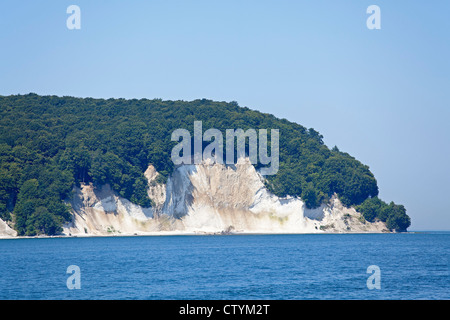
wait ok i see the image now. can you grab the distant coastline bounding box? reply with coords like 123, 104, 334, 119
2, 230, 426, 240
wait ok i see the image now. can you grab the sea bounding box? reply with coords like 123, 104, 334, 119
0, 233, 448, 300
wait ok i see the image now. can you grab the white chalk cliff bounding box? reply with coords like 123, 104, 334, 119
62, 158, 389, 236
0, 218, 17, 238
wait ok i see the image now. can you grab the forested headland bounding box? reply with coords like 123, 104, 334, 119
0, 94, 410, 235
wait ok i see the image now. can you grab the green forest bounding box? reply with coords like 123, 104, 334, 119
0, 94, 410, 235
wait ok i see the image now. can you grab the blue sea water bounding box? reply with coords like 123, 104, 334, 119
0, 233, 448, 300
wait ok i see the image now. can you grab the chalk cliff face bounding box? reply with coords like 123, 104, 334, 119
0, 218, 17, 238
62, 158, 389, 236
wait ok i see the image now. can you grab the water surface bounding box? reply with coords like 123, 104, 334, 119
0, 233, 448, 299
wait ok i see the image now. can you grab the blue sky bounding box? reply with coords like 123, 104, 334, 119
1, 1, 449, 230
